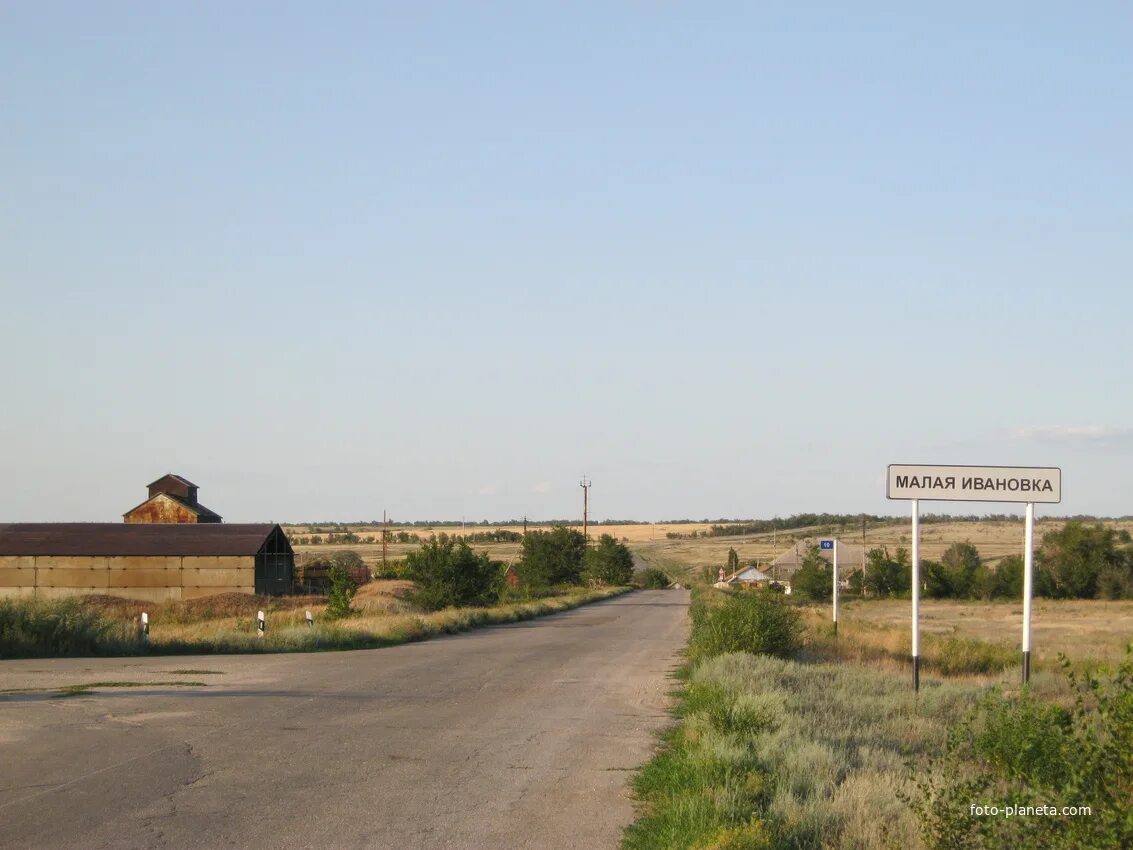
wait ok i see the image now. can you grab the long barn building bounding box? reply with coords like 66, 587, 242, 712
0, 523, 294, 601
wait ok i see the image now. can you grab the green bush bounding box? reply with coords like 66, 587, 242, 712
325, 564, 358, 619
405, 538, 503, 610
516, 526, 586, 587
0, 598, 135, 657
638, 568, 671, 589
583, 534, 634, 585
912, 647, 1133, 849
689, 591, 802, 661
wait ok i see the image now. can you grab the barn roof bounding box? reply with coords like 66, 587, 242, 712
122, 493, 223, 521
147, 473, 198, 489
0, 524, 281, 557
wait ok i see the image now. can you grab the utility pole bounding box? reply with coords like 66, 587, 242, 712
579, 476, 591, 543
523, 515, 527, 537
382, 509, 388, 568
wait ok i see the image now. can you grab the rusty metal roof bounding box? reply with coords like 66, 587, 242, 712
0, 524, 281, 557
121, 493, 223, 522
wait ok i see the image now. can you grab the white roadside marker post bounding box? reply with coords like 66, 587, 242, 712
1022, 502, 1035, 684
257, 610, 265, 638
911, 499, 920, 693
305, 610, 314, 628
140, 611, 149, 645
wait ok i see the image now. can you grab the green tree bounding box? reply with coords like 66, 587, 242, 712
583, 534, 634, 586
405, 538, 503, 610
791, 545, 831, 601
862, 546, 910, 598
972, 555, 1024, 600
325, 563, 358, 619
1037, 522, 1125, 599
939, 541, 981, 597
726, 548, 740, 573
517, 526, 586, 587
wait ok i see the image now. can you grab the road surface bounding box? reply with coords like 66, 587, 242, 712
0, 589, 689, 849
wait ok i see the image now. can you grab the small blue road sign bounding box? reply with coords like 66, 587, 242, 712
820, 540, 834, 550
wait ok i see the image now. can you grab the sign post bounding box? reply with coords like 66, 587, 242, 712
820, 539, 837, 635
887, 464, 1060, 690
1022, 502, 1035, 683
911, 500, 920, 692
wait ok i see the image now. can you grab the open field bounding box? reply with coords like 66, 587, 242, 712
834, 597, 1133, 667
629, 517, 1133, 573
292, 517, 1133, 576
285, 521, 726, 568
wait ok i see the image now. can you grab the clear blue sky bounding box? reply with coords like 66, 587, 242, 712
2, 2, 1130, 522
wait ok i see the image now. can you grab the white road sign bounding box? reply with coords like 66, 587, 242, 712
886, 464, 1061, 504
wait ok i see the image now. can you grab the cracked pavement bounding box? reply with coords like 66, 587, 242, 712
0, 590, 689, 849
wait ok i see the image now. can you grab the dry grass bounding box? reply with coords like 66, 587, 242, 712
834, 597, 1133, 668
142, 585, 628, 653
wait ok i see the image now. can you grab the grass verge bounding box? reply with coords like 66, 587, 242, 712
623, 586, 1130, 850
1, 586, 630, 658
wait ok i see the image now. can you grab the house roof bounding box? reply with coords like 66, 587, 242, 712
730, 566, 772, 582
0, 524, 281, 557
147, 473, 198, 489
122, 492, 222, 522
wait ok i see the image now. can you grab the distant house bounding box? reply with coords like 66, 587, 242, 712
768, 538, 865, 583
124, 474, 222, 524
728, 566, 773, 587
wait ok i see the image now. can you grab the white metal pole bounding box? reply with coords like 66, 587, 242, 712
1022, 502, 1034, 684
832, 540, 839, 636
911, 499, 920, 692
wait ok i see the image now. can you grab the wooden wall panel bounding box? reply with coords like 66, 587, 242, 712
37, 568, 110, 589
182, 586, 254, 599
181, 568, 252, 587
0, 567, 36, 587
107, 569, 184, 588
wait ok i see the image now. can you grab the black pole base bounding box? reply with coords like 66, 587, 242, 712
833, 620, 838, 638
913, 655, 920, 693
1022, 651, 1031, 685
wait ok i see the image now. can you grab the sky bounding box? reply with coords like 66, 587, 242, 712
1, 2, 1131, 523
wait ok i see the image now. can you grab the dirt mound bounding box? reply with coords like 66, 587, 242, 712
355, 579, 415, 600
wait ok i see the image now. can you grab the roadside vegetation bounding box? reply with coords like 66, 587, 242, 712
0, 584, 629, 658
624, 580, 1133, 850
2, 527, 638, 659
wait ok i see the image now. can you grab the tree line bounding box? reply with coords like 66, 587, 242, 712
405, 527, 638, 611
789, 522, 1133, 601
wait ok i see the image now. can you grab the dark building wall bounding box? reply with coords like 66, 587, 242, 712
148, 475, 196, 503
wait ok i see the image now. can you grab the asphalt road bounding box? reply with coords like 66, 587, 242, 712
0, 589, 689, 850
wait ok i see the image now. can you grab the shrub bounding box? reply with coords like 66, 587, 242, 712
912, 647, 1133, 849
582, 534, 635, 585
516, 526, 586, 587
325, 564, 358, 619
689, 591, 802, 661
405, 538, 503, 611
639, 568, 671, 589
